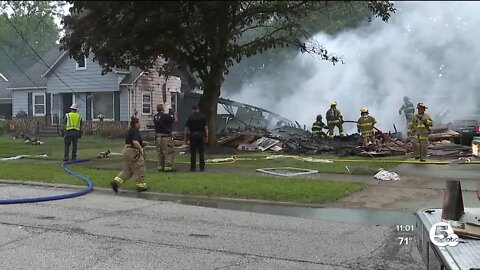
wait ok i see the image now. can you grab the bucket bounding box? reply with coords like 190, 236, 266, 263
472, 137, 480, 157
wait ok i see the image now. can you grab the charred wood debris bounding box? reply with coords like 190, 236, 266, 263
172, 117, 470, 158
173, 93, 471, 158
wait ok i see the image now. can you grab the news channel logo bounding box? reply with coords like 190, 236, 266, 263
429, 222, 460, 247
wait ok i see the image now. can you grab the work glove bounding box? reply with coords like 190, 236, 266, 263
398, 110, 402, 115
79, 131, 83, 139
61, 130, 65, 137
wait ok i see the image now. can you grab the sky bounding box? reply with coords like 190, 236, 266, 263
225, 1, 480, 133
55, 2, 71, 26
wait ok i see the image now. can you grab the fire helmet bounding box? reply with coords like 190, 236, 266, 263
417, 102, 428, 109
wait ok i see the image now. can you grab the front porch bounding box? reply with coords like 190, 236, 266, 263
10, 115, 129, 137
50, 91, 122, 123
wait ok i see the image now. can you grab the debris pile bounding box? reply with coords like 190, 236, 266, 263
428, 124, 460, 142
12, 133, 44, 145
176, 91, 471, 158
428, 140, 472, 158
374, 169, 400, 181
216, 128, 414, 157
97, 150, 111, 159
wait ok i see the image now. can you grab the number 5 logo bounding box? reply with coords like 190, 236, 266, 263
429, 222, 460, 247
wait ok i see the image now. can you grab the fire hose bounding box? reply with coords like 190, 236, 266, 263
0, 159, 94, 205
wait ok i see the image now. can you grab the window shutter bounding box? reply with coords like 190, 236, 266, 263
27, 92, 32, 116
46, 93, 51, 116
162, 84, 167, 103
114, 92, 120, 121
86, 92, 92, 121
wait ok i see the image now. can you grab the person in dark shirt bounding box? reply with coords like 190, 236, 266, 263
153, 104, 178, 172
111, 117, 148, 193
184, 105, 208, 171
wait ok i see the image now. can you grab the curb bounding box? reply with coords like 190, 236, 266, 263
0, 179, 330, 208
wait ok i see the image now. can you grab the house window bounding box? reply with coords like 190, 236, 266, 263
92, 92, 114, 120
162, 84, 167, 103
33, 93, 46, 116
170, 92, 177, 113
142, 92, 152, 115
76, 56, 87, 70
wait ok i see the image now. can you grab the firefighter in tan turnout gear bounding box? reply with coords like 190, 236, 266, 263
312, 115, 328, 139
357, 107, 377, 146
408, 103, 433, 162
110, 117, 148, 193
326, 101, 344, 138
399, 96, 415, 127
153, 104, 178, 172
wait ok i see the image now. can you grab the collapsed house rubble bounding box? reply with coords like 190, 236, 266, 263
172, 92, 471, 157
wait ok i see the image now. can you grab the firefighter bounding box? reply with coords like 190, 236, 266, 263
153, 104, 178, 172
326, 101, 344, 138
399, 96, 415, 127
357, 107, 377, 146
408, 103, 433, 162
62, 103, 83, 162
110, 117, 148, 193
312, 115, 328, 139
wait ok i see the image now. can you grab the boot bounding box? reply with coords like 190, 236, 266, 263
111, 176, 123, 193
136, 182, 148, 192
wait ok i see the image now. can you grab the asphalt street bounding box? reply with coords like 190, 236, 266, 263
0, 184, 424, 270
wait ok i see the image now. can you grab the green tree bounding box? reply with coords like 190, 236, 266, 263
0, 1, 63, 77
61, 1, 395, 146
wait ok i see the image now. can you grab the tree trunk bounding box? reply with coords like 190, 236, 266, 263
199, 70, 224, 147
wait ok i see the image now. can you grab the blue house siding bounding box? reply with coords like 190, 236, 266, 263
46, 55, 120, 94
119, 86, 130, 121
76, 92, 88, 120
12, 89, 45, 117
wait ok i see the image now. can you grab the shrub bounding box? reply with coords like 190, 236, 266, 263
97, 126, 126, 139
140, 130, 156, 141
16, 110, 27, 118
0, 120, 7, 134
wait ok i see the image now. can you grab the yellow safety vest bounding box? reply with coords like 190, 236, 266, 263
65, 112, 81, 131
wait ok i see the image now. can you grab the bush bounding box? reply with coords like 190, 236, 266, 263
140, 130, 156, 141
0, 120, 7, 134
97, 126, 126, 139
16, 110, 27, 118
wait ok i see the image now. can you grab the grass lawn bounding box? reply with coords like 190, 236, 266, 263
0, 162, 364, 203
0, 134, 405, 175
172, 153, 405, 175
0, 135, 125, 160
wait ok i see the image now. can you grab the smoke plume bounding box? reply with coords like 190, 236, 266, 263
224, 1, 480, 133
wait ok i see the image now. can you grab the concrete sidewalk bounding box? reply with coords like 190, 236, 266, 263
0, 185, 424, 270
332, 163, 480, 211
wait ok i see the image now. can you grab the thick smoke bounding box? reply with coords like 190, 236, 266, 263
224, 1, 480, 133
